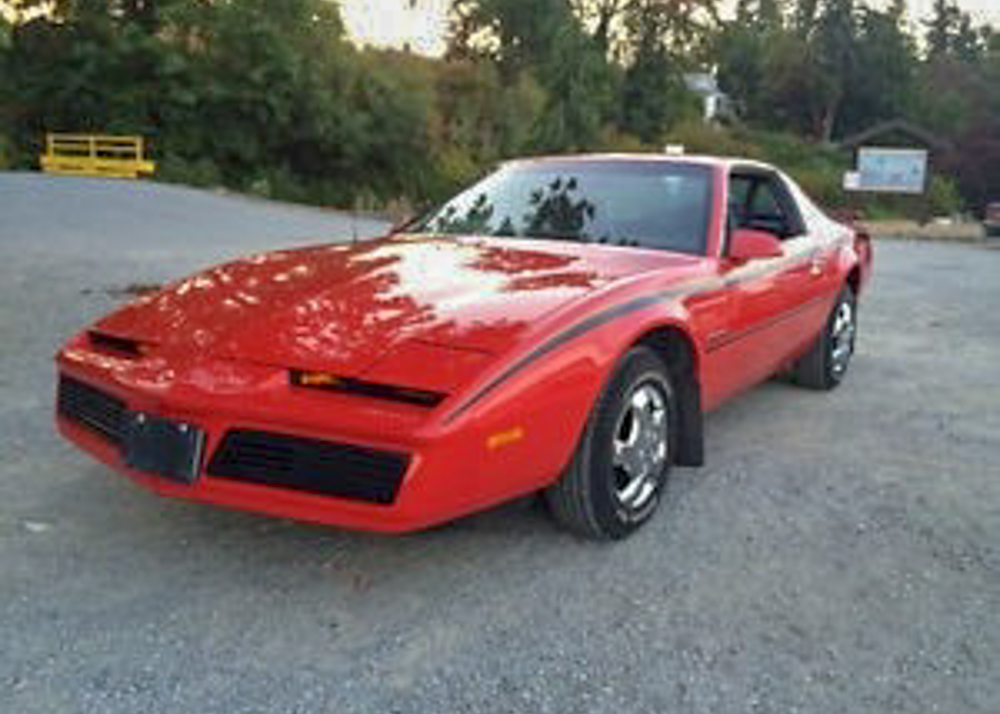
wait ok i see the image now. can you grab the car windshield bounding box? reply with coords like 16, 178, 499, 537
410, 160, 713, 255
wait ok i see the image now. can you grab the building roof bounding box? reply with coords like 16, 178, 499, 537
838, 119, 950, 152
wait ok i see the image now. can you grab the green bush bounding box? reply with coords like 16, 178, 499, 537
434, 145, 482, 197
664, 121, 763, 159
789, 164, 848, 209
157, 155, 223, 189
595, 127, 650, 153
845, 174, 964, 222
926, 174, 964, 216
742, 130, 846, 170
0, 132, 12, 170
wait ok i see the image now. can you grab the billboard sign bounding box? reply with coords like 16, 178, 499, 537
854, 147, 928, 194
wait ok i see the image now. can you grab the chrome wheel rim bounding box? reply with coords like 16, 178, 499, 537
830, 300, 855, 377
612, 380, 668, 511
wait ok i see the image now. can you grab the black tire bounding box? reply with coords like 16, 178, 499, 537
545, 346, 676, 540
792, 285, 857, 390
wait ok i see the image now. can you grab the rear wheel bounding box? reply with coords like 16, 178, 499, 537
545, 347, 675, 540
792, 285, 857, 390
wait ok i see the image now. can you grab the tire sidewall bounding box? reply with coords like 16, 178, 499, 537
585, 348, 676, 539
825, 287, 857, 387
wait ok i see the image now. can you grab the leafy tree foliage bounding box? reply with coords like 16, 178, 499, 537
718, 0, 917, 141
0, 0, 995, 214
918, 1, 1000, 215
447, 0, 617, 151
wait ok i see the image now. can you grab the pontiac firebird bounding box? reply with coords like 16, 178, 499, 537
55, 155, 872, 539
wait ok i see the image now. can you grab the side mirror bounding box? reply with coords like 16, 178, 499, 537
729, 228, 783, 261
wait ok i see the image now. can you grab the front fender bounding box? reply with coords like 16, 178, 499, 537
414, 295, 701, 514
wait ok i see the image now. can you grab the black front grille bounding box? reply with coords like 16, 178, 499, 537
57, 376, 128, 445
207, 430, 410, 505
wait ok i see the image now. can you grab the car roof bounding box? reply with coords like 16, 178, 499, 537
503, 152, 777, 173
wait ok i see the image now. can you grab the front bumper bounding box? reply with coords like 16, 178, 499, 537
54, 345, 500, 533
55, 317, 601, 533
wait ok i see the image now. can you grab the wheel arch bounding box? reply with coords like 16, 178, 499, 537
846, 264, 862, 296
630, 324, 704, 467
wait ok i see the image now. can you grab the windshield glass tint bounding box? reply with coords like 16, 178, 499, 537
411, 161, 713, 255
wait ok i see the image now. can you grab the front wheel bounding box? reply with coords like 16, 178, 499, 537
792, 285, 857, 390
545, 346, 676, 540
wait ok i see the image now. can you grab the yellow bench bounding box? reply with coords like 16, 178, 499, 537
40, 133, 156, 179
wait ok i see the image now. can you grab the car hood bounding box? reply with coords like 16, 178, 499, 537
92, 235, 699, 378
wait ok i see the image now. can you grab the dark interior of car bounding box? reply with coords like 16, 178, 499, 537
728, 172, 804, 240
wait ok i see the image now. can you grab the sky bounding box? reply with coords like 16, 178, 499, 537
340, 0, 1000, 56
340, 0, 452, 56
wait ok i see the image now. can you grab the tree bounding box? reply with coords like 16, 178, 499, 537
793, 0, 819, 34
446, 0, 617, 152
917, 2, 1000, 215
615, 0, 717, 142
575, 0, 626, 55
446, 0, 575, 81
3, 0, 995, 216
811, 0, 857, 141
530, 25, 618, 151
839, 0, 916, 135
716, 0, 783, 124
431, 59, 544, 188
621, 0, 719, 62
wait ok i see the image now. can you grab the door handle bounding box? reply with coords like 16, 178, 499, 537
809, 254, 826, 276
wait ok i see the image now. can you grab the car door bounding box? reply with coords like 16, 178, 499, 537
713, 169, 832, 394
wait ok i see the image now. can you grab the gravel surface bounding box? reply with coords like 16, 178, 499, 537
1, 173, 998, 713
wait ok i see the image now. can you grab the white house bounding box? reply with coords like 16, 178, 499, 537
683, 72, 733, 123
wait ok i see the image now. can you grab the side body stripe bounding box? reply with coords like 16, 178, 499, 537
441, 279, 719, 424
442, 251, 839, 425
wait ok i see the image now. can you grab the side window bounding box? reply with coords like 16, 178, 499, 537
749, 182, 782, 217
728, 169, 805, 244
727, 174, 753, 233
747, 176, 803, 239
728, 176, 752, 213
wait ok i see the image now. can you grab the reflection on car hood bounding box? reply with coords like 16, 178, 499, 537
92, 234, 699, 375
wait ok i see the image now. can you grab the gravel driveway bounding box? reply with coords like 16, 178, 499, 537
1, 173, 997, 713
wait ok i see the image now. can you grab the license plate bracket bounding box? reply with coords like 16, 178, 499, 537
123, 413, 205, 484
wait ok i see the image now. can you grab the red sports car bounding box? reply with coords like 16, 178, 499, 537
56, 155, 872, 539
